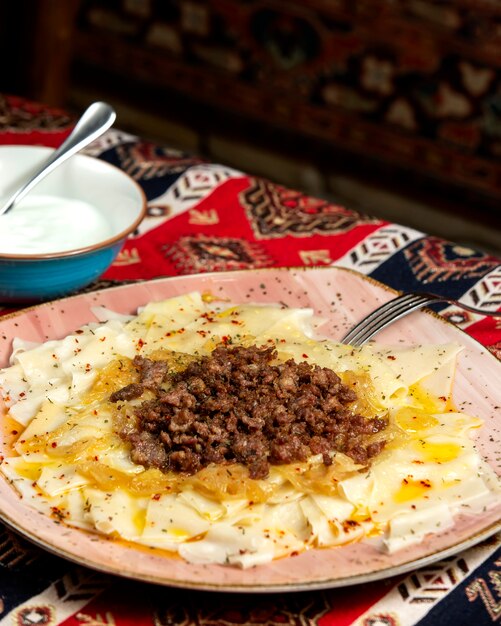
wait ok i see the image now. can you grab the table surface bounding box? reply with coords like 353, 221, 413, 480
0, 93, 500, 626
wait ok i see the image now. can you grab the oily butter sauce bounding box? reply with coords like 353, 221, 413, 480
0, 194, 112, 254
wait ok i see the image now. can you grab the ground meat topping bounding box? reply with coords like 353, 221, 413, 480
109, 383, 144, 403
133, 355, 169, 389
114, 345, 387, 479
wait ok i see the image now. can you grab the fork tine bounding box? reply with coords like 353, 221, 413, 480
341, 293, 432, 346
340, 293, 420, 345
347, 295, 433, 346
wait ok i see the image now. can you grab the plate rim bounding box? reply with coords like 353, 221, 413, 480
0, 266, 499, 592
0, 507, 497, 593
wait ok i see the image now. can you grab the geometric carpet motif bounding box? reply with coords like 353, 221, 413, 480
135, 165, 242, 236
164, 234, 273, 274
460, 266, 501, 309
241, 178, 376, 239
434, 266, 501, 329
335, 225, 423, 273
396, 556, 470, 604
154, 588, 333, 625
351, 538, 501, 626
404, 238, 500, 283
2, 568, 107, 626
113, 142, 204, 181
465, 556, 501, 621
168, 165, 241, 207
81, 129, 139, 158
0, 94, 71, 131
0, 527, 40, 571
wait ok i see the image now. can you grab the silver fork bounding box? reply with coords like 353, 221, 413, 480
341, 291, 501, 346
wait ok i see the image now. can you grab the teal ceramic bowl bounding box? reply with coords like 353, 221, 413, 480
0, 146, 147, 303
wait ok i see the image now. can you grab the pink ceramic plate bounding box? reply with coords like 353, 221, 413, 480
0, 267, 499, 592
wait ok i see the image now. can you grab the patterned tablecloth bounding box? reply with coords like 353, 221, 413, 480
0, 94, 500, 626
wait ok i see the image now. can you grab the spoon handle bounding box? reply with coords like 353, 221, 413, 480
0, 102, 116, 217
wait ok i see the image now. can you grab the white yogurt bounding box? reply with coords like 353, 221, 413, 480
0, 195, 113, 254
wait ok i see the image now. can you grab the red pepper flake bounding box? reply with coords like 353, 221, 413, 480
99, 336, 106, 342
19, 392, 25, 398
51, 506, 65, 520
342, 519, 360, 532
85, 363, 91, 372
94, 455, 99, 461
51, 442, 58, 448
93, 410, 98, 416
439, 396, 447, 402
152, 494, 161, 501
420, 479, 432, 488
137, 338, 145, 349
197, 330, 208, 337
11, 430, 18, 435
302, 353, 309, 359
75, 329, 84, 334
387, 355, 396, 360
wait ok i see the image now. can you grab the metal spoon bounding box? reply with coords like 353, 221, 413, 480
0, 101, 116, 218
